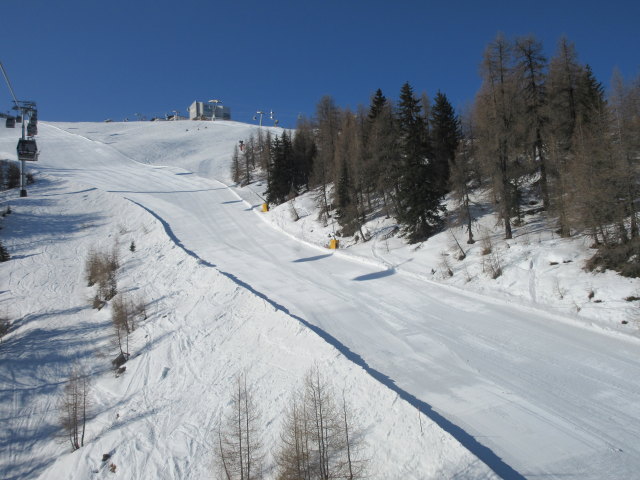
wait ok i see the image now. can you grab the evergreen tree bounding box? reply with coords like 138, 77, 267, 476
230, 145, 242, 184
291, 117, 317, 192
366, 97, 399, 218
368, 89, 387, 121
576, 64, 606, 125
266, 132, 294, 205
395, 82, 444, 242
430, 91, 460, 195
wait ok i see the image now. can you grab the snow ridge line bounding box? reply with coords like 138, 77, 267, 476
42, 123, 171, 171
124, 197, 524, 480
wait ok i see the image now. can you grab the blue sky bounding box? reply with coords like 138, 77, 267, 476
1, 0, 638, 127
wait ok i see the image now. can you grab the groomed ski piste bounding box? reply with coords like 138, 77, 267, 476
1, 120, 639, 479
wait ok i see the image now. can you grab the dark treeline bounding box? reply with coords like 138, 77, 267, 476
234, 34, 640, 275
236, 84, 458, 243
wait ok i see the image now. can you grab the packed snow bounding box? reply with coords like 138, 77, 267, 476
1, 119, 639, 479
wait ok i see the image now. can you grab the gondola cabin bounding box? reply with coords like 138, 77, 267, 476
17, 138, 38, 161
27, 122, 37, 136
5, 116, 15, 128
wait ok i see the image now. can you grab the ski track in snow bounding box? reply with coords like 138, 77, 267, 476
1, 121, 640, 479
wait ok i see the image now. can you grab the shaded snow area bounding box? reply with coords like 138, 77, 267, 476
0, 177, 494, 479
2, 120, 640, 479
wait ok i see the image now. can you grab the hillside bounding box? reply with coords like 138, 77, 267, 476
1, 120, 640, 479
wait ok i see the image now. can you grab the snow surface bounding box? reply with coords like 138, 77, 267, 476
1, 120, 640, 479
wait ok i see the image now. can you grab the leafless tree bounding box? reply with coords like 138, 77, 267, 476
216, 373, 264, 480
274, 367, 368, 480
59, 367, 90, 451
513, 35, 550, 210
475, 33, 518, 239
311, 96, 341, 225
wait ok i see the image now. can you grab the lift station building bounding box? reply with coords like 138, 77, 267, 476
188, 101, 231, 120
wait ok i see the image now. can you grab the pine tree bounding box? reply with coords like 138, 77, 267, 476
291, 117, 317, 192
395, 82, 444, 242
266, 132, 296, 205
230, 145, 242, 184
430, 91, 460, 195
368, 89, 387, 121
366, 97, 399, 218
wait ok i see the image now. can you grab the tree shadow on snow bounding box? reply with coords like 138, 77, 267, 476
292, 254, 332, 263
352, 268, 396, 281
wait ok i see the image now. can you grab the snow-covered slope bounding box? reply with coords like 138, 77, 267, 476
2, 119, 640, 479
45, 120, 281, 181
0, 178, 495, 479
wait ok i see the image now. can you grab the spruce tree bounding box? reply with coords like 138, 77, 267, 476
368, 89, 387, 121
430, 91, 460, 195
291, 117, 317, 192
365, 96, 399, 218
266, 133, 294, 205
395, 82, 444, 242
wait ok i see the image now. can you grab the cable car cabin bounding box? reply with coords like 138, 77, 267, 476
17, 139, 38, 161
5, 117, 15, 128
15, 115, 21, 123
27, 122, 37, 136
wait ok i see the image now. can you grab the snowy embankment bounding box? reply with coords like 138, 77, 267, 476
0, 156, 496, 474
253, 188, 640, 335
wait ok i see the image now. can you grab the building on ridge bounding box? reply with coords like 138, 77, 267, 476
188, 101, 231, 120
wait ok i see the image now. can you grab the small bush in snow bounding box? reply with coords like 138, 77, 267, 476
85, 246, 119, 302
0, 241, 10, 262
440, 252, 454, 278
0, 316, 10, 340
480, 230, 493, 256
